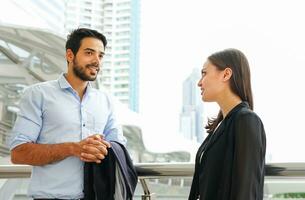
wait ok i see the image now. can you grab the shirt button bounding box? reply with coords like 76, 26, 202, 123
83, 123, 85, 127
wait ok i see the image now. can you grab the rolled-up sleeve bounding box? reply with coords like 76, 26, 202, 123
10, 86, 43, 150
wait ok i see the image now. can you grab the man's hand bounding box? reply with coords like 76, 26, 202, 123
10, 135, 111, 166
74, 134, 111, 163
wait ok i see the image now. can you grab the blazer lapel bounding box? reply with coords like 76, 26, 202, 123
203, 121, 226, 153
204, 102, 249, 154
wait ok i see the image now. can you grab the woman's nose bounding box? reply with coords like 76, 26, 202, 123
197, 79, 202, 87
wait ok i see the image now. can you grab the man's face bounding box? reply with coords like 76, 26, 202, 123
71, 37, 105, 81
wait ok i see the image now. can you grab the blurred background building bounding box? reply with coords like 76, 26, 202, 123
180, 68, 205, 143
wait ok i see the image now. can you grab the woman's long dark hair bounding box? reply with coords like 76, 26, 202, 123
205, 48, 253, 134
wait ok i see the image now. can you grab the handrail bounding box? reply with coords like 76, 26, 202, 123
1, 162, 305, 179
0, 164, 32, 178
1, 162, 305, 199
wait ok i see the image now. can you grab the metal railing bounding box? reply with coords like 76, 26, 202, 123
1, 162, 305, 199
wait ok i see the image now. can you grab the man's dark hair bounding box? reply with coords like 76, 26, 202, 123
65, 28, 107, 55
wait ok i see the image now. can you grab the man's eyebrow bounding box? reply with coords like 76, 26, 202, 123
84, 48, 95, 51
84, 48, 105, 55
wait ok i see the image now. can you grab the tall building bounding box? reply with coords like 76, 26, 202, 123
65, 0, 141, 112
64, 0, 104, 33
179, 68, 205, 143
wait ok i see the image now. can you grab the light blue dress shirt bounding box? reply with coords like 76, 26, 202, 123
10, 74, 126, 199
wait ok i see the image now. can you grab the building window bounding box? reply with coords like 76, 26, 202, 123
116, 31, 130, 36
114, 54, 129, 58
114, 84, 129, 89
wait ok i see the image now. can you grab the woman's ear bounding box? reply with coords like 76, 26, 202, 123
223, 67, 233, 82
66, 49, 74, 64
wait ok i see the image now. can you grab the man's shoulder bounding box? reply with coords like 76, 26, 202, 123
26, 80, 58, 91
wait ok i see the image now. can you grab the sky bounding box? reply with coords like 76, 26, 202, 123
139, 0, 305, 162
0, 1, 48, 29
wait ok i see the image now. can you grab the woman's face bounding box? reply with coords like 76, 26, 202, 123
198, 60, 227, 102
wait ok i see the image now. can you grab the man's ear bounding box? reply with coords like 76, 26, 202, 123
223, 67, 233, 82
66, 49, 74, 64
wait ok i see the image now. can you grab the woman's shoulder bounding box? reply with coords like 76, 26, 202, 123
235, 107, 263, 126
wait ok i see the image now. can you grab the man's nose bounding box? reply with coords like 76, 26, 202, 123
92, 53, 101, 63
89, 59, 99, 67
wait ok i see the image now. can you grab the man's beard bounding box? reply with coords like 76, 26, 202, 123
72, 59, 99, 81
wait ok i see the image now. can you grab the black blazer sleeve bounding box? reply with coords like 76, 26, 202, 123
230, 111, 266, 200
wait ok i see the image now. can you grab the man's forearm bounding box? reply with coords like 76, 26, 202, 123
11, 142, 78, 166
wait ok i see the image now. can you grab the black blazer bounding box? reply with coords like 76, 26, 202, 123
189, 102, 266, 200
84, 141, 138, 200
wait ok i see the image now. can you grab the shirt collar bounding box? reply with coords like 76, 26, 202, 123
57, 73, 93, 92
58, 73, 72, 89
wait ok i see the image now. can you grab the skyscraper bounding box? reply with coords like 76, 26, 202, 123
65, 0, 140, 112
179, 68, 205, 142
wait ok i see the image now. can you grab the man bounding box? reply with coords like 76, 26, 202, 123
10, 28, 126, 200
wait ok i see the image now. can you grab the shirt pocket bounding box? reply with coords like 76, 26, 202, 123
93, 117, 107, 134
85, 110, 107, 135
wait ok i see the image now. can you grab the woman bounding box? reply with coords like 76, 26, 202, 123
189, 48, 266, 200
